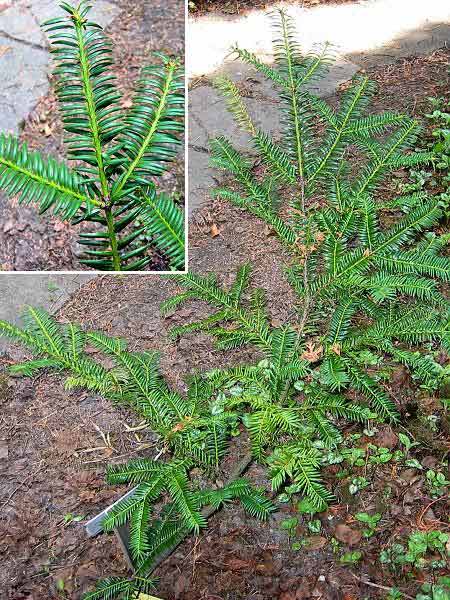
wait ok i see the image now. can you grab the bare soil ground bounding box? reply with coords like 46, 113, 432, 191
0, 0, 184, 272
1, 49, 449, 599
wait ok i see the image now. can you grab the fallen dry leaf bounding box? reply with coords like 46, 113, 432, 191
53, 221, 66, 232
171, 416, 193, 432
374, 427, 398, 449
44, 123, 53, 137
390, 365, 409, 386
0, 44, 11, 59
210, 223, 220, 237
255, 559, 278, 575
227, 558, 253, 571
334, 524, 362, 547
264, 224, 275, 237
305, 535, 327, 550
301, 341, 323, 363
315, 231, 325, 243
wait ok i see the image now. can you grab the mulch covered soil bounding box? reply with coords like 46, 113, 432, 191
1, 50, 450, 599
0, 0, 184, 272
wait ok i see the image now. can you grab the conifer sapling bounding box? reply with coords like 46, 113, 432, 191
0, 8, 449, 600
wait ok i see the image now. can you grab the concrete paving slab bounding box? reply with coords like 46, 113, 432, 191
0, 274, 96, 352
350, 22, 450, 67
0, 35, 49, 133
216, 59, 360, 101
0, 0, 121, 135
0, 3, 45, 46
190, 85, 281, 154
189, 83, 282, 215
305, 60, 360, 98
188, 149, 215, 217
188, 0, 450, 79
214, 61, 281, 103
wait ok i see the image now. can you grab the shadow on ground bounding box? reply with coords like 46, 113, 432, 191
188, 19, 450, 215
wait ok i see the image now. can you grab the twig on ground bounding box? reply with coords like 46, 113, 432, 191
417, 496, 449, 530
349, 572, 415, 600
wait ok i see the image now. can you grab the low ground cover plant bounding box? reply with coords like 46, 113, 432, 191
1, 9, 449, 600
394, 95, 450, 221
0, 1, 185, 271
427, 96, 450, 216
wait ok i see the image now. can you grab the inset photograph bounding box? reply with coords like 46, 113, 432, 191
0, 0, 185, 272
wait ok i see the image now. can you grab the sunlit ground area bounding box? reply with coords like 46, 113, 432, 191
188, 0, 450, 77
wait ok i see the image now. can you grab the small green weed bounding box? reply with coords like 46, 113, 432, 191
385, 589, 403, 600
349, 476, 370, 495
63, 513, 84, 525
340, 551, 363, 565
380, 530, 449, 570
280, 517, 298, 539
426, 470, 450, 497
307, 519, 322, 534
355, 512, 382, 538
368, 444, 394, 464
398, 432, 420, 454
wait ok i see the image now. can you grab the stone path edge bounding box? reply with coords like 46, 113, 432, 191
0, 274, 96, 352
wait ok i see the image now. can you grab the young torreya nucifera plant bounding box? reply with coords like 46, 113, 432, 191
2, 10, 450, 600
0, 1, 185, 271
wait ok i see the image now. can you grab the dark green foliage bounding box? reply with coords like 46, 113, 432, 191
163, 7, 449, 514
81, 576, 157, 600
427, 96, 450, 215
0, 134, 95, 219
166, 267, 383, 505
0, 1, 184, 271
139, 190, 185, 269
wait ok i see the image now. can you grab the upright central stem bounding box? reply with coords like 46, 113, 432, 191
75, 17, 121, 270
280, 11, 304, 186
75, 21, 109, 198
297, 178, 311, 337
105, 206, 121, 271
